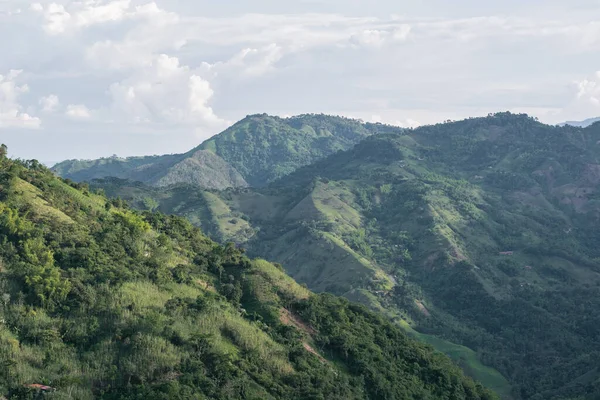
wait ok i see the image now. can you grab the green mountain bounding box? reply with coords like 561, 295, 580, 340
95, 113, 600, 400
0, 153, 496, 399
195, 113, 402, 187
53, 114, 401, 190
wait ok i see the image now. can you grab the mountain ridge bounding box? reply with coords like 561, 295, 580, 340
53, 113, 402, 190
94, 112, 600, 400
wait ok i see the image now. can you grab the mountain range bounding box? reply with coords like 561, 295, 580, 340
0, 153, 495, 399
53, 114, 403, 190
87, 112, 600, 400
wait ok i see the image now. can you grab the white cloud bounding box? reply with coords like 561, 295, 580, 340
37, 3, 72, 34
86, 40, 153, 70
39, 94, 60, 112
107, 54, 225, 126
84, 3, 180, 70
523, 71, 600, 124
392, 25, 412, 41
349, 24, 411, 48
189, 75, 220, 123
30, 3, 44, 12
576, 71, 600, 105
395, 118, 421, 128
350, 30, 388, 48
202, 44, 284, 80
230, 44, 284, 77
33, 0, 174, 35
546, 71, 600, 121
74, 0, 130, 28
66, 104, 92, 119
0, 70, 41, 129
2, 0, 600, 161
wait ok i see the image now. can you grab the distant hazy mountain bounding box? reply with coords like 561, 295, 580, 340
53, 150, 248, 190
559, 116, 600, 128
53, 114, 403, 189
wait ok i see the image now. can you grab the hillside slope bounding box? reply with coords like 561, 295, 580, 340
53, 114, 401, 190
0, 154, 496, 399
96, 113, 600, 400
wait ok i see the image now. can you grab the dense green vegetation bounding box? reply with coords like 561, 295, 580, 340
0, 153, 495, 399
94, 113, 600, 400
53, 114, 401, 190
196, 113, 403, 187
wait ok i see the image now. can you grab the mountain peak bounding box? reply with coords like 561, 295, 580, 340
54, 113, 400, 189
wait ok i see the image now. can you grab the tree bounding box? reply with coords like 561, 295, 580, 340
0, 144, 7, 159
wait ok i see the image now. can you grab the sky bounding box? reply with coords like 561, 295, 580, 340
1, 0, 600, 162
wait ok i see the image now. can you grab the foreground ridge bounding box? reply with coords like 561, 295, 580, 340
0, 151, 495, 399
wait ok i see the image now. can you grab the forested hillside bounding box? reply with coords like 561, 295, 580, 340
96, 113, 600, 400
0, 153, 495, 399
53, 114, 401, 190
195, 113, 402, 187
